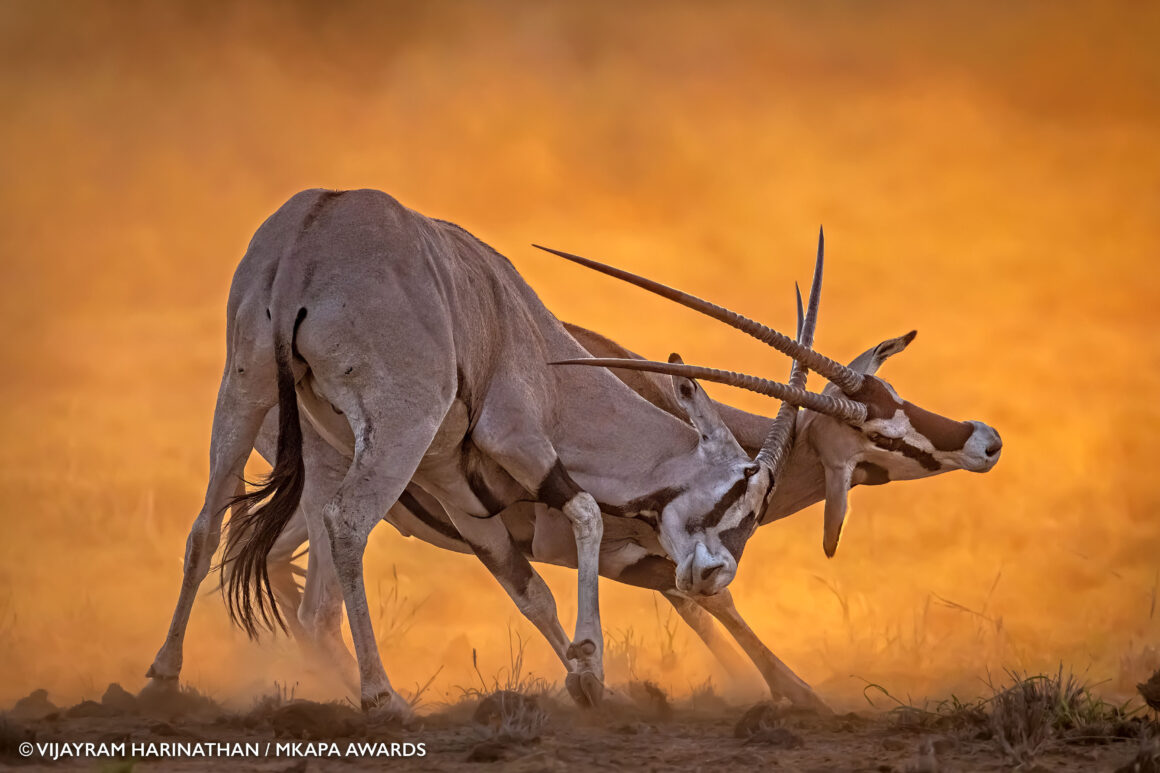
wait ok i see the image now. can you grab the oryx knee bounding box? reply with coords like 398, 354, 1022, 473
562, 493, 602, 544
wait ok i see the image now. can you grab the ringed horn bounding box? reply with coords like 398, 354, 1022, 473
533, 228, 865, 395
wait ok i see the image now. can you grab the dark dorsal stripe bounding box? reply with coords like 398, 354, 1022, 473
300, 189, 345, 232
537, 459, 583, 511
685, 476, 748, 534
397, 489, 466, 544
902, 401, 973, 452
855, 461, 891, 486
615, 555, 677, 591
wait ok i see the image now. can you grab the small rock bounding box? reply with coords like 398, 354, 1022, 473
263, 701, 366, 740
12, 689, 57, 720
65, 700, 112, 718
102, 683, 138, 714
472, 691, 540, 728
734, 701, 782, 739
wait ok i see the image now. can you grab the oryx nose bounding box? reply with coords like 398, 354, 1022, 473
699, 562, 724, 584
985, 437, 1003, 457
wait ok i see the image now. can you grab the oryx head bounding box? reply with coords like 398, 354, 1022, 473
803, 329, 1002, 556
542, 235, 826, 595
537, 227, 1001, 578
645, 351, 777, 595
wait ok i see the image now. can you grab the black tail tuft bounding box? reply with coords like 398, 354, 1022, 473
221, 310, 307, 639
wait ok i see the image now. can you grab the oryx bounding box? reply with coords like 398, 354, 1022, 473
255, 250, 1000, 711
147, 188, 1001, 720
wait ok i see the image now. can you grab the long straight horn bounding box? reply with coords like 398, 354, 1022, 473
533, 240, 864, 394
551, 358, 867, 423
756, 228, 825, 470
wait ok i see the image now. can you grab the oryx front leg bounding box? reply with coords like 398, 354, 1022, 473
473, 410, 606, 707
560, 490, 604, 707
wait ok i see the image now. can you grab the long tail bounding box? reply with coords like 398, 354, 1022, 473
222, 308, 307, 639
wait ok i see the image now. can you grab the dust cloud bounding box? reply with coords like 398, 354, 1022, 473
1, 1, 1157, 711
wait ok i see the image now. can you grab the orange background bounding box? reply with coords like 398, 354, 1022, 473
1, 2, 1158, 710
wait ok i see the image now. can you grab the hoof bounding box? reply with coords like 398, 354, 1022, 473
362, 692, 414, 725
138, 674, 179, 699
565, 670, 605, 709
143, 665, 178, 684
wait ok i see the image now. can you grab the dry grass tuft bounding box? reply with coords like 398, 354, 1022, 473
471, 690, 549, 743
628, 680, 672, 720
374, 565, 427, 653
863, 666, 1145, 767
456, 630, 554, 744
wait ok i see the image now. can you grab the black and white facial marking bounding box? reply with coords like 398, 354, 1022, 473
813, 331, 1003, 558
844, 360, 1002, 480
613, 356, 778, 597
656, 460, 774, 597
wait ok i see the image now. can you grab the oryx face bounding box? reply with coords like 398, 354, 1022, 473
541, 230, 1002, 569
810, 330, 1002, 556
660, 459, 774, 596
655, 357, 775, 596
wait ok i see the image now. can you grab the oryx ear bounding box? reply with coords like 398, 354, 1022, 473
668, 352, 737, 447
848, 330, 917, 375
822, 462, 854, 557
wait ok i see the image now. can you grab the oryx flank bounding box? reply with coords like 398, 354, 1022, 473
147, 189, 1001, 720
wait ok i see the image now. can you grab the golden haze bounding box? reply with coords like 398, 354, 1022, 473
1, 2, 1158, 709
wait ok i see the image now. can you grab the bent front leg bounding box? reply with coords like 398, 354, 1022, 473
473, 416, 606, 706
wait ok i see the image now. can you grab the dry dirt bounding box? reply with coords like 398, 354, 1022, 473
1, 684, 1153, 772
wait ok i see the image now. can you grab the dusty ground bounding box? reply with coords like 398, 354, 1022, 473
1, 684, 1153, 772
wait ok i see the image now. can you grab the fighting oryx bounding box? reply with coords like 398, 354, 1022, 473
147, 188, 1001, 720
253, 247, 1000, 712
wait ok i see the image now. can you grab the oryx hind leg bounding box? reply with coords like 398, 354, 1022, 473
266, 508, 309, 642
147, 369, 273, 685
254, 408, 357, 691
317, 385, 450, 720
661, 591, 749, 680
606, 553, 749, 686
695, 589, 831, 714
